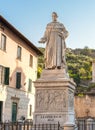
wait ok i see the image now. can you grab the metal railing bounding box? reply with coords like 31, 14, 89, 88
77, 119, 95, 130
0, 121, 33, 130
0, 121, 62, 130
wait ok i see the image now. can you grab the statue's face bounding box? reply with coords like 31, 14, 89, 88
52, 13, 57, 22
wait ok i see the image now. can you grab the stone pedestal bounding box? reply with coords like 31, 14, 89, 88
64, 123, 75, 130
34, 69, 76, 126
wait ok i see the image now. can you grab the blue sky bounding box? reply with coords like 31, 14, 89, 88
0, 0, 95, 49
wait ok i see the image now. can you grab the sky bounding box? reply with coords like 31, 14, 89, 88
0, 0, 95, 49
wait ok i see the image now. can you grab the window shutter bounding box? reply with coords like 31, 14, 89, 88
17, 46, 22, 59
29, 105, 32, 116
4, 67, 10, 85
16, 72, 21, 89
29, 55, 33, 67
28, 79, 32, 92
1, 34, 6, 51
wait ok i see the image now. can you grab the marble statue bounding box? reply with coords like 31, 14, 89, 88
34, 14, 76, 125
39, 12, 69, 69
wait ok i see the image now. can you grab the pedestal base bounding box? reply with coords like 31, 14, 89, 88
64, 123, 75, 130
34, 69, 76, 126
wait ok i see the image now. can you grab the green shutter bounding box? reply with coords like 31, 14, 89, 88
4, 67, 10, 85
16, 72, 21, 89
29, 105, 32, 116
28, 79, 32, 92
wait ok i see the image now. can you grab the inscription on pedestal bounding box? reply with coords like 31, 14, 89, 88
35, 114, 66, 124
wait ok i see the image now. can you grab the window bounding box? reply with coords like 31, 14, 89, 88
0, 66, 10, 85
28, 79, 32, 92
0, 34, 6, 51
29, 55, 33, 67
29, 105, 32, 116
16, 72, 21, 89
17, 46, 22, 60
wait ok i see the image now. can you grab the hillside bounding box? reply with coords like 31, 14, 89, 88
37, 47, 94, 93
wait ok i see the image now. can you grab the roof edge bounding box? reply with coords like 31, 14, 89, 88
0, 15, 43, 56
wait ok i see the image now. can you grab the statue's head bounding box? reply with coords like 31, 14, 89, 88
52, 12, 58, 22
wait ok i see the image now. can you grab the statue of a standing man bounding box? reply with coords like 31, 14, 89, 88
39, 12, 69, 69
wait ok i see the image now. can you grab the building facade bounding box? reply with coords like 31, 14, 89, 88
0, 16, 42, 122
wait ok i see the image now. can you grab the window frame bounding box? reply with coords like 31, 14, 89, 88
29, 54, 33, 67
0, 34, 7, 51
29, 105, 32, 116
17, 46, 22, 60
28, 79, 32, 92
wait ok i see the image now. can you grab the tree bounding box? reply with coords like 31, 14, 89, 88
80, 46, 91, 56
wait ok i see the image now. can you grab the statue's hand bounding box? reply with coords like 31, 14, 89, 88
39, 38, 46, 43
58, 32, 65, 39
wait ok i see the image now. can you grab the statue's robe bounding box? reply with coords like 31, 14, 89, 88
42, 21, 68, 69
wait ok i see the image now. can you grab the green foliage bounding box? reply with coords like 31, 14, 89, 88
37, 47, 44, 78
66, 48, 92, 86
80, 46, 91, 56
37, 67, 42, 78
77, 93, 84, 97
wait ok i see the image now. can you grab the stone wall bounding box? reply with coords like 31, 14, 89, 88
74, 95, 95, 118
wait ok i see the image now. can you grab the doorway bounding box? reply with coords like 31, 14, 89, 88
0, 101, 3, 122
12, 102, 17, 122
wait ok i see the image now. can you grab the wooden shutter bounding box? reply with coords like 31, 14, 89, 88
16, 72, 21, 89
29, 105, 32, 116
1, 34, 6, 51
28, 79, 32, 92
29, 55, 33, 67
4, 67, 10, 85
0, 101, 3, 121
17, 46, 21, 59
